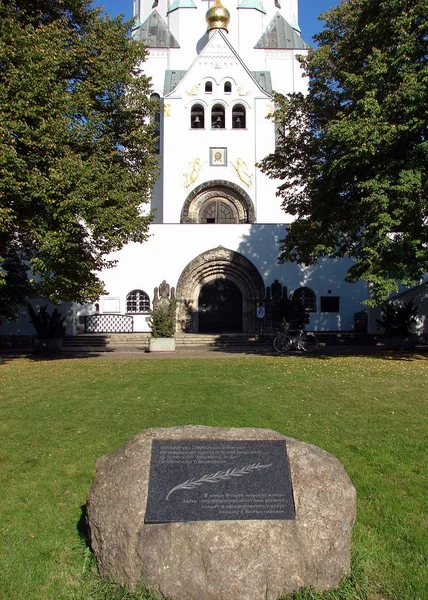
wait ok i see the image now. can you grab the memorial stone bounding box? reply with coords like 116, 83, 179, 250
87, 426, 356, 600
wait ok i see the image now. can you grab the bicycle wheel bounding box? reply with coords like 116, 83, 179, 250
300, 332, 318, 352
273, 334, 292, 353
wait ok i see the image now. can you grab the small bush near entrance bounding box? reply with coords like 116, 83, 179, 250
0, 354, 426, 600
148, 299, 177, 338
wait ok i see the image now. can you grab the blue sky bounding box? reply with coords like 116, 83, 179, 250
92, 0, 339, 46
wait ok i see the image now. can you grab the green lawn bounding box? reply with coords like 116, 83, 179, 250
0, 354, 426, 600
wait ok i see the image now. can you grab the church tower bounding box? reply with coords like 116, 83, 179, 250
132, 0, 307, 224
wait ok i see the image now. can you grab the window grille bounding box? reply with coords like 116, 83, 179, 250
126, 290, 150, 313
292, 287, 317, 312
200, 199, 238, 223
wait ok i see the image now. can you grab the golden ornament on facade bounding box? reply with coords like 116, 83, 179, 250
232, 158, 252, 188
186, 84, 200, 96
237, 85, 250, 96
183, 158, 203, 188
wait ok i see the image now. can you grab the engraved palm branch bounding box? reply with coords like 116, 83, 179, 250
165, 463, 272, 501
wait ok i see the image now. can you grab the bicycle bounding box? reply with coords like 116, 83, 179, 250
273, 323, 318, 353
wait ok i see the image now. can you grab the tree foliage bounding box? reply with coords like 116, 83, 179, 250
0, 0, 159, 321
260, 0, 427, 304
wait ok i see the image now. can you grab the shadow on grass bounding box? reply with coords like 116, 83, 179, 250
0, 333, 118, 363
204, 343, 428, 362
1, 343, 427, 363
0, 348, 119, 364
77, 504, 91, 550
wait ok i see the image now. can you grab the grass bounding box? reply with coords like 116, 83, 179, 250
0, 353, 427, 600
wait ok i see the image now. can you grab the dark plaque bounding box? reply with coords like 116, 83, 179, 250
145, 440, 295, 523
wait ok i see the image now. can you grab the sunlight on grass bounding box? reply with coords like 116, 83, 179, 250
0, 354, 427, 600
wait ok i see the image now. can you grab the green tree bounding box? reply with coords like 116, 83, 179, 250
260, 0, 427, 304
375, 298, 418, 335
0, 0, 159, 321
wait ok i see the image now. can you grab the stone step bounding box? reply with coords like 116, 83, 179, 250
175, 334, 270, 346
63, 334, 150, 348
62, 332, 379, 351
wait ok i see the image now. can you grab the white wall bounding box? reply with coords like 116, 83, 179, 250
91, 223, 369, 332
0, 224, 369, 336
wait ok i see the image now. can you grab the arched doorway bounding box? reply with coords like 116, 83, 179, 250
199, 279, 242, 332
176, 246, 265, 333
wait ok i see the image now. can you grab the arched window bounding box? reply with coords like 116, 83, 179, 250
232, 104, 246, 128
224, 81, 232, 93
150, 93, 161, 153
126, 290, 150, 313
205, 81, 213, 93
191, 104, 204, 128
200, 198, 239, 224
181, 182, 256, 224
211, 104, 225, 128
292, 287, 317, 312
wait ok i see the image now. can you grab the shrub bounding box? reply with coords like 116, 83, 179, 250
375, 299, 418, 335
148, 300, 176, 338
28, 305, 66, 338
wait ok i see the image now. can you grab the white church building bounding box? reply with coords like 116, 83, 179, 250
81, 0, 369, 336
84, 0, 368, 335
1, 0, 374, 339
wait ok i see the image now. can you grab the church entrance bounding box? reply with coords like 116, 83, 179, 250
198, 279, 242, 333
175, 246, 265, 334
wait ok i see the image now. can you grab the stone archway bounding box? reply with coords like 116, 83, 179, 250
175, 246, 265, 333
181, 180, 256, 224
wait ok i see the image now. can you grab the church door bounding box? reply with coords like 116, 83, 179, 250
198, 279, 242, 333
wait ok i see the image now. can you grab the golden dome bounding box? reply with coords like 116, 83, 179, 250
206, 0, 230, 33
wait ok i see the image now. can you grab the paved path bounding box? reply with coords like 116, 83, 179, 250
3, 343, 426, 360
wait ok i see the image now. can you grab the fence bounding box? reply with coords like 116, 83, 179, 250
85, 314, 134, 333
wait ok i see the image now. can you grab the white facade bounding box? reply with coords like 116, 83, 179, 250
75, 0, 369, 335
85, 224, 368, 333
1, 0, 371, 338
